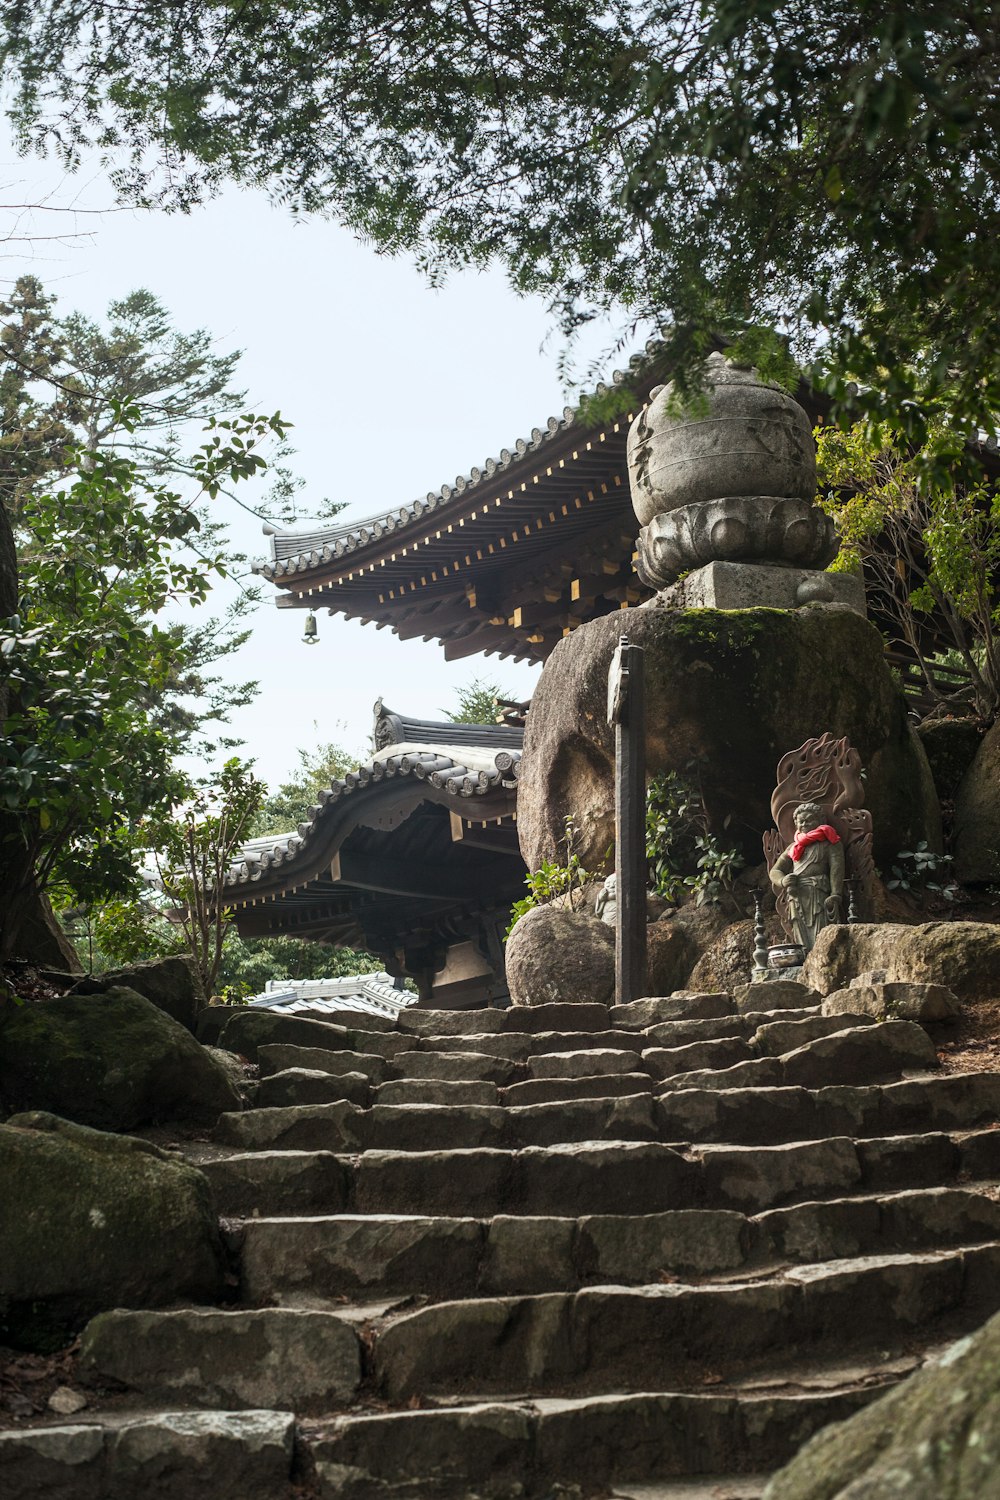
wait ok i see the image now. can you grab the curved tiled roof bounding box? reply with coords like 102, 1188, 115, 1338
253, 347, 659, 581
247, 972, 413, 1019
224, 743, 521, 891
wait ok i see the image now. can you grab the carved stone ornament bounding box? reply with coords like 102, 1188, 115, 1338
636, 495, 838, 588
627, 353, 816, 528
763, 733, 876, 942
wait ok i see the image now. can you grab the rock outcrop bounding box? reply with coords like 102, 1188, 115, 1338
764, 1306, 1000, 1499
0, 1113, 223, 1350
517, 605, 940, 874
0, 986, 241, 1129
71, 955, 207, 1033
953, 718, 1000, 883
505, 905, 615, 1006
803, 922, 1000, 1003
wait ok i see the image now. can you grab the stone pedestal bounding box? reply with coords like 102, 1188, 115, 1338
653, 561, 866, 616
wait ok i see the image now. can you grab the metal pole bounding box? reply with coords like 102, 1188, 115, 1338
609, 636, 646, 1006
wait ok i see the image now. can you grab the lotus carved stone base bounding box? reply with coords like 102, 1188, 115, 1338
636, 495, 838, 588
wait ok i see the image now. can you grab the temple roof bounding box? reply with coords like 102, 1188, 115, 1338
226, 702, 525, 966
252, 356, 664, 663
247, 972, 414, 1020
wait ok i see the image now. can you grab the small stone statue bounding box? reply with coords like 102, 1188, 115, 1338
768, 801, 845, 953
595, 873, 617, 927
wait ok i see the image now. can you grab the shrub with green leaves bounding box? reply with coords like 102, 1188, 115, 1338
646, 769, 745, 908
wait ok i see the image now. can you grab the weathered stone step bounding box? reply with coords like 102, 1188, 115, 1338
258, 1043, 389, 1080
396, 1003, 611, 1036
376, 1078, 500, 1106
257, 1067, 371, 1109
502, 1072, 652, 1106
388, 1049, 519, 1084
214, 1092, 661, 1154
643, 1037, 754, 1078
610, 995, 738, 1028
78, 1306, 362, 1408
657, 1020, 937, 1092
302, 1387, 874, 1499
657, 1071, 1000, 1145
238, 1186, 1000, 1303
750, 1012, 877, 1056
216, 1064, 997, 1160
372, 1245, 1000, 1401
0, 1409, 296, 1500
200, 1127, 1000, 1220
408, 1028, 623, 1058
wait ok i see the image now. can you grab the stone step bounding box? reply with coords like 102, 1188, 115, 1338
610, 995, 737, 1028
200, 1126, 1000, 1220
371, 1245, 1000, 1401
0, 1410, 296, 1500
502, 1072, 652, 1106
216, 1063, 996, 1160
410, 1028, 630, 1059
78, 1306, 362, 1409
642, 1037, 754, 1078
396, 1003, 611, 1036
238, 1186, 1000, 1303
658, 1021, 938, 1093
302, 1387, 875, 1499
258, 1043, 389, 1081
388, 1049, 519, 1085
750, 1012, 877, 1056
214, 1092, 662, 1154
256, 1068, 371, 1109
657, 1071, 1000, 1145
526, 1047, 645, 1079
376, 1078, 500, 1107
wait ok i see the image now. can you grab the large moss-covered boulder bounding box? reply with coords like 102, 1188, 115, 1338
916, 716, 985, 803
0, 1112, 223, 1351
803, 921, 1000, 1002
517, 605, 940, 873
505, 906, 615, 1006
953, 719, 1000, 883
764, 1307, 1000, 1498
71, 956, 207, 1032
0, 987, 241, 1129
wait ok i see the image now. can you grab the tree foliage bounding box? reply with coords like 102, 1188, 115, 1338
442, 676, 510, 727
0, 405, 288, 956
816, 424, 1000, 719
149, 757, 265, 995
3, 4, 1000, 437
248, 738, 360, 837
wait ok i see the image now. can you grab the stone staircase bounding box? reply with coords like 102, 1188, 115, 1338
6, 980, 1000, 1499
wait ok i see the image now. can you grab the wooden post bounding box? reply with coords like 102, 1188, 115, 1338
608, 635, 646, 1006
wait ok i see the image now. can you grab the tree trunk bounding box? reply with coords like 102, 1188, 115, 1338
0, 497, 82, 971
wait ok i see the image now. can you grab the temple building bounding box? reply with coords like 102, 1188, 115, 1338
224, 363, 665, 1005
225, 353, 988, 1003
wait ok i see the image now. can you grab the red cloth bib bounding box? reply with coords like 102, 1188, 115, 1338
790, 824, 841, 863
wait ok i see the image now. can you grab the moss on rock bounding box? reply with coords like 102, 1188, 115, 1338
517, 604, 941, 874
0, 1112, 223, 1351
0, 986, 241, 1129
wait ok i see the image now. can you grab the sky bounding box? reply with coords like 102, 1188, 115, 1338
2, 141, 630, 790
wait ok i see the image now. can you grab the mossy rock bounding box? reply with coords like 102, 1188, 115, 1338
0, 1112, 223, 1351
953, 718, 1000, 884
0, 986, 241, 1129
764, 1305, 1000, 1498
517, 604, 941, 873
916, 717, 985, 802
71, 955, 207, 1032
